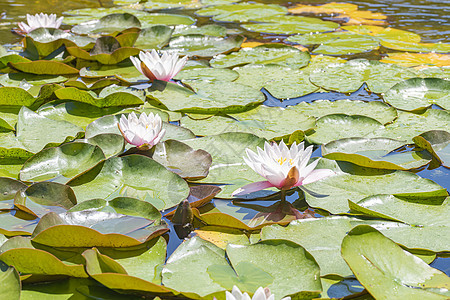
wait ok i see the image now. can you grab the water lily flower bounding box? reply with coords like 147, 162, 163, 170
130, 50, 188, 82
118, 112, 165, 148
232, 141, 334, 197
18, 13, 63, 34
226, 286, 291, 300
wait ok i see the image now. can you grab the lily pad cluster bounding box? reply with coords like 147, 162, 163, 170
0, 0, 449, 299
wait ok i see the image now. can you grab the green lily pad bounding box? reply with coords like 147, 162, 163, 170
79, 133, 125, 158
147, 80, 264, 114
71, 13, 141, 35
383, 78, 450, 111
309, 59, 417, 93
304, 160, 448, 214
82, 247, 175, 296
196, 3, 287, 22
233, 64, 319, 99
66, 46, 140, 65
243, 15, 339, 35
67, 154, 189, 210
342, 25, 421, 44
0, 87, 35, 108
380, 40, 450, 53
173, 24, 227, 38
341, 226, 450, 299
0, 211, 37, 236
9, 61, 79, 75
10, 107, 83, 154
139, 13, 195, 27
153, 140, 212, 180
32, 211, 168, 248
69, 197, 161, 221
381, 109, 450, 143
24, 28, 95, 58
174, 67, 239, 82
306, 114, 385, 145
0, 52, 30, 70
0, 262, 20, 300
0, 237, 88, 279
19, 142, 105, 182
287, 31, 379, 55
54, 85, 145, 108
413, 130, 450, 168
210, 44, 310, 69
143, 0, 201, 10
134, 25, 173, 50
165, 35, 244, 57
292, 100, 397, 125
322, 137, 432, 170
350, 194, 449, 226
261, 216, 445, 277
181, 105, 315, 141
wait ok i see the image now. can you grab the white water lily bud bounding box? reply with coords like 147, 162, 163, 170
225, 286, 291, 300
118, 112, 166, 149
18, 13, 63, 34
130, 50, 188, 82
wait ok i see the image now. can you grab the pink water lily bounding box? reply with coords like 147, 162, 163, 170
130, 50, 188, 82
232, 141, 334, 197
118, 112, 165, 149
18, 13, 63, 34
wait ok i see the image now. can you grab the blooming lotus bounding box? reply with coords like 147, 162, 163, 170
232, 141, 334, 197
130, 50, 187, 82
226, 286, 291, 300
118, 112, 165, 148
18, 13, 63, 34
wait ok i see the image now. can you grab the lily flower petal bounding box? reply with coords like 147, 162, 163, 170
117, 112, 165, 148
17, 13, 63, 34
232, 181, 274, 197
131, 50, 187, 82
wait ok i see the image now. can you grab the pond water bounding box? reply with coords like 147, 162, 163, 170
0, 0, 449, 298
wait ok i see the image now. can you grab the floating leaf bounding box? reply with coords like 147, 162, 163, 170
322, 137, 432, 170
173, 24, 227, 38
71, 13, 141, 35
174, 67, 239, 82
9, 61, 79, 75
383, 78, 450, 111
67, 155, 190, 210
196, 3, 287, 22
66, 46, 140, 65
19, 142, 105, 182
242, 15, 339, 35
32, 211, 168, 248
381, 53, 450, 67
413, 130, 450, 168
165, 35, 244, 57
287, 31, 379, 55
342, 25, 421, 43
309, 59, 417, 93
210, 44, 310, 69
306, 114, 385, 145
147, 80, 264, 114
341, 226, 450, 299
134, 25, 173, 50
139, 13, 195, 27
381, 40, 450, 53
0, 262, 20, 300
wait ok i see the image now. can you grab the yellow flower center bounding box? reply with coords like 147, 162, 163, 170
277, 157, 293, 165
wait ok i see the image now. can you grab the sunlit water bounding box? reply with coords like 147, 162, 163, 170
0, 0, 449, 277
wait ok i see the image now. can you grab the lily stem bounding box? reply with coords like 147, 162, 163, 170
280, 190, 287, 203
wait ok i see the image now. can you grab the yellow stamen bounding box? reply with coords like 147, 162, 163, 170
277, 157, 293, 165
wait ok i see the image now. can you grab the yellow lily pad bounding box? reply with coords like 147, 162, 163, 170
381, 52, 450, 67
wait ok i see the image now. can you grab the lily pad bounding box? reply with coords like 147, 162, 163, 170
306, 114, 385, 145
9, 61, 79, 75
71, 13, 141, 35
381, 53, 450, 68
147, 80, 264, 114
383, 78, 450, 111
67, 155, 190, 210
242, 15, 339, 35
66, 46, 140, 65
174, 67, 239, 82
134, 25, 173, 50
19, 142, 105, 182
292, 100, 397, 125
322, 137, 432, 170
309, 59, 417, 93
342, 25, 421, 44
143, 0, 201, 10
341, 225, 450, 299
0, 262, 20, 300
233, 64, 319, 99
165, 35, 244, 57
287, 31, 379, 55
210, 44, 310, 69
413, 130, 450, 168
138, 14, 195, 27
173, 24, 227, 38
32, 211, 168, 248
54, 85, 145, 108
380, 40, 450, 53
196, 3, 287, 22
181, 105, 315, 141
304, 161, 448, 214
153, 140, 212, 180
